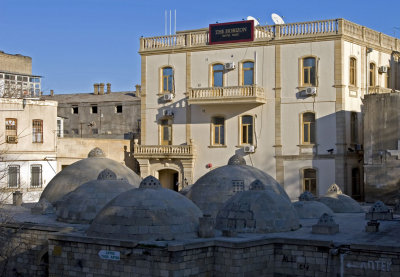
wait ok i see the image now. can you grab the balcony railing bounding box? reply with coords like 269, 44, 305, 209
368, 86, 393, 94
188, 85, 265, 105
133, 144, 194, 159
140, 19, 400, 53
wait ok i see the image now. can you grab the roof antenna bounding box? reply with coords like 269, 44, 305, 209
165, 10, 167, 35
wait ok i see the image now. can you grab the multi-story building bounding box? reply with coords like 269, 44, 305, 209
42, 84, 141, 174
135, 18, 400, 199
0, 51, 57, 203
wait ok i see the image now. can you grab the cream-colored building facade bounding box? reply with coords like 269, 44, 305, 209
135, 19, 400, 199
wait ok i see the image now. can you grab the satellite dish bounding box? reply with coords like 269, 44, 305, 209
247, 16, 260, 26
271, 13, 285, 25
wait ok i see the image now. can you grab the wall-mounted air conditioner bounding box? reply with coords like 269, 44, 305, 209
163, 93, 174, 101
6, 135, 17, 143
163, 109, 174, 117
378, 66, 388, 74
305, 87, 317, 96
244, 145, 255, 153
224, 62, 235, 70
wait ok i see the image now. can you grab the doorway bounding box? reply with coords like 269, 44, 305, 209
158, 169, 179, 191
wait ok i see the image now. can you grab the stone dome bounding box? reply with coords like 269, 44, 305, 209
293, 191, 334, 219
216, 180, 300, 233
87, 176, 203, 241
317, 184, 363, 213
186, 155, 290, 217
40, 148, 141, 204
55, 169, 137, 224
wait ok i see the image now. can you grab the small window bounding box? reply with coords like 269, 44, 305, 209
8, 165, 20, 188
30, 165, 42, 188
303, 168, 317, 195
5, 118, 17, 143
302, 112, 315, 144
91, 105, 98, 114
302, 57, 316, 86
241, 115, 253, 144
242, 61, 254, 86
369, 63, 376, 87
72, 128, 79, 135
162, 67, 173, 93
232, 180, 245, 193
211, 117, 225, 145
212, 64, 224, 87
351, 168, 361, 199
160, 119, 172, 145
72, 106, 79, 114
349, 57, 356, 86
32, 119, 43, 143
92, 128, 98, 135
350, 112, 358, 144
116, 105, 123, 113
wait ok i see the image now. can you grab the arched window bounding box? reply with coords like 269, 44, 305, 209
241, 115, 253, 144
350, 112, 358, 144
302, 112, 315, 144
302, 57, 316, 86
162, 67, 173, 93
242, 61, 254, 86
303, 168, 317, 195
349, 57, 356, 86
369, 63, 376, 87
212, 64, 224, 87
211, 116, 225, 145
160, 119, 172, 145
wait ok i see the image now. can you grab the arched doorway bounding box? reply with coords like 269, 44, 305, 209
158, 169, 179, 191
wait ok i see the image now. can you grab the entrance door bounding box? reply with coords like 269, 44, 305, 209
158, 169, 179, 191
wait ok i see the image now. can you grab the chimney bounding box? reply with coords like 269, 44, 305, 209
50, 89, 54, 96
94, 83, 99, 95
135, 84, 141, 97
106, 83, 111, 94
99, 83, 105, 95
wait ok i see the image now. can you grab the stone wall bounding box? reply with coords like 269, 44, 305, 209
0, 51, 32, 75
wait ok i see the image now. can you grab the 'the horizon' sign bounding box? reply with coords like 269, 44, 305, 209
209, 20, 254, 45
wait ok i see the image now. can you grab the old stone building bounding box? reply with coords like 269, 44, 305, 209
363, 91, 400, 204
135, 18, 400, 199
0, 51, 57, 203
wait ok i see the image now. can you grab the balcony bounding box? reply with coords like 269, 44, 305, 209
188, 85, 266, 105
133, 144, 194, 159
368, 86, 393, 94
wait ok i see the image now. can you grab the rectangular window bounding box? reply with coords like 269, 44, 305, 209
8, 166, 20, 188
72, 128, 79, 135
232, 180, 245, 193
369, 63, 376, 87
31, 165, 42, 188
116, 105, 123, 113
72, 106, 79, 114
303, 168, 317, 195
386, 68, 391, 89
302, 57, 316, 86
241, 115, 253, 144
92, 128, 98, 135
242, 62, 254, 86
32, 119, 43, 143
91, 105, 98, 114
160, 119, 172, 145
349, 58, 356, 86
212, 64, 224, 87
5, 118, 17, 143
212, 117, 225, 145
162, 67, 173, 93
302, 113, 315, 144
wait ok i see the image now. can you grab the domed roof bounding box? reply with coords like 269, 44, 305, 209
293, 191, 333, 219
317, 184, 363, 213
216, 180, 300, 233
40, 148, 141, 204
55, 169, 137, 224
87, 176, 203, 241
186, 155, 290, 217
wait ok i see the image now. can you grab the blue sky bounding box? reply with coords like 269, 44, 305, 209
1, 0, 399, 94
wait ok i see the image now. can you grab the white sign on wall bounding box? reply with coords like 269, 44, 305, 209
98, 250, 120, 261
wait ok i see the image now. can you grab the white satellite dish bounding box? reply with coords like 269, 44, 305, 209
247, 16, 260, 26
271, 13, 285, 25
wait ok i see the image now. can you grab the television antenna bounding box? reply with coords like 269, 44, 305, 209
271, 13, 285, 25
246, 16, 260, 26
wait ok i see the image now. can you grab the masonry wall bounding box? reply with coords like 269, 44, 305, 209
0, 51, 32, 75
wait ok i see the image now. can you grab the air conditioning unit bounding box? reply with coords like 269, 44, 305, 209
354, 144, 363, 151
224, 62, 235, 70
305, 87, 317, 96
163, 109, 174, 117
6, 135, 17, 143
379, 66, 388, 73
163, 93, 174, 101
244, 145, 255, 153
